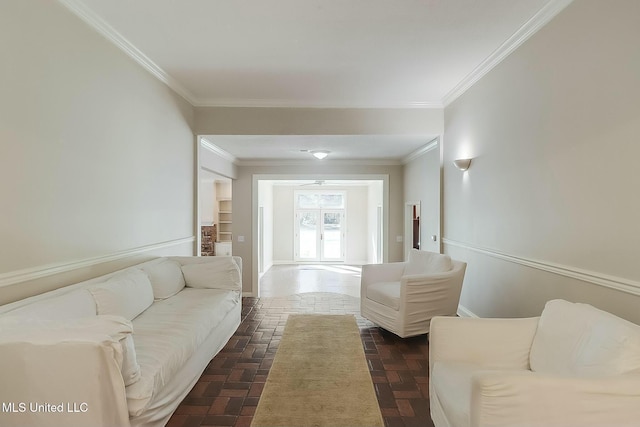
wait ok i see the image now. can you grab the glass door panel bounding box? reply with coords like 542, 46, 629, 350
321, 211, 343, 260
296, 210, 319, 260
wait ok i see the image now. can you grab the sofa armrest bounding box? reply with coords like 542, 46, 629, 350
471, 370, 640, 427
170, 255, 242, 270
0, 333, 130, 427
429, 316, 539, 373
172, 256, 242, 292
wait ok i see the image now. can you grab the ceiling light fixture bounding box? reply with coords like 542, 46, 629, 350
453, 158, 472, 171
311, 150, 330, 160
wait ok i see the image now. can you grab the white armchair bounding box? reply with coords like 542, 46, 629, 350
360, 249, 466, 338
429, 299, 640, 427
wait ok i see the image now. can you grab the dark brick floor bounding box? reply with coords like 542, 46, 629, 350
167, 293, 433, 427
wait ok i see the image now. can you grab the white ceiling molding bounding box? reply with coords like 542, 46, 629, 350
235, 159, 403, 167
193, 98, 443, 109
57, 0, 198, 105
200, 138, 237, 163
442, 0, 574, 107
402, 138, 439, 164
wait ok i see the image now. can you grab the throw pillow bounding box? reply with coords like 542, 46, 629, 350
140, 259, 186, 300
89, 269, 154, 320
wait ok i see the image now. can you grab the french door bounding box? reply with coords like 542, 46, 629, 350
295, 209, 345, 262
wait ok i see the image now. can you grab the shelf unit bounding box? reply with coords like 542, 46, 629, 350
217, 198, 232, 242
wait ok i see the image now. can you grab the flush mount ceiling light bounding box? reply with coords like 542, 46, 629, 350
311, 150, 330, 160
453, 158, 472, 171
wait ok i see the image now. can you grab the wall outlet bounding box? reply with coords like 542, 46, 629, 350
396, 235, 403, 242
237, 235, 245, 242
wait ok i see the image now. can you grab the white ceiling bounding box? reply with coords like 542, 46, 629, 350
61, 0, 569, 161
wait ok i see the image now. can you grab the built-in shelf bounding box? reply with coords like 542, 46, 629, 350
217, 199, 232, 242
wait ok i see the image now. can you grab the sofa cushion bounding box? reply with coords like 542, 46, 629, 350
5, 289, 96, 321
530, 299, 640, 376
181, 257, 241, 291
89, 269, 154, 321
0, 314, 140, 386
366, 281, 401, 310
125, 288, 239, 417
431, 361, 475, 427
404, 249, 452, 276
140, 259, 186, 300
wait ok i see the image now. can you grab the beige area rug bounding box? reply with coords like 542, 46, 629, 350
251, 314, 384, 427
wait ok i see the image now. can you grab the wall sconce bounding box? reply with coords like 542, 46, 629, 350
311, 150, 330, 160
453, 158, 472, 171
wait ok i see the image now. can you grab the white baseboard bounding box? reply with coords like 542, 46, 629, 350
457, 304, 479, 318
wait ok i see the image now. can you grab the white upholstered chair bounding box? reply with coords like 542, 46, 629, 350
360, 249, 466, 338
429, 299, 640, 427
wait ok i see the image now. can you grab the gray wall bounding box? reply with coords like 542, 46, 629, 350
0, 1, 195, 304
443, 0, 640, 322
404, 142, 441, 254
195, 107, 443, 136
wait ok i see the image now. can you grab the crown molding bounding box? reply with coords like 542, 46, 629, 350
57, 0, 198, 105
442, 0, 574, 107
200, 138, 237, 163
194, 98, 443, 109
236, 158, 403, 167
443, 238, 640, 297
402, 138, 439, 164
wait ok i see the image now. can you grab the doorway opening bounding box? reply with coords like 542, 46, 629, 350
199, 169, 232, 256
253, 175, 388, 296
404, 201, 420, 260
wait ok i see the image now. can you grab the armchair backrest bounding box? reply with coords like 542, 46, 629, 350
530, 299, 640, 376
404, 249, 452, 276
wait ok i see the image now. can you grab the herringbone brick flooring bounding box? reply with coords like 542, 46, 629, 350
167, 292, 433, 427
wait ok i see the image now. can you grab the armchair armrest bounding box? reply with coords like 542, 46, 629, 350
471, 370, 640, 427
429, 316, 539, 373
360, 262, 406, 298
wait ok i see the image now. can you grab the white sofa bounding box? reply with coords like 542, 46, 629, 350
0, 255, 242, 427
429, 299, 640, 427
